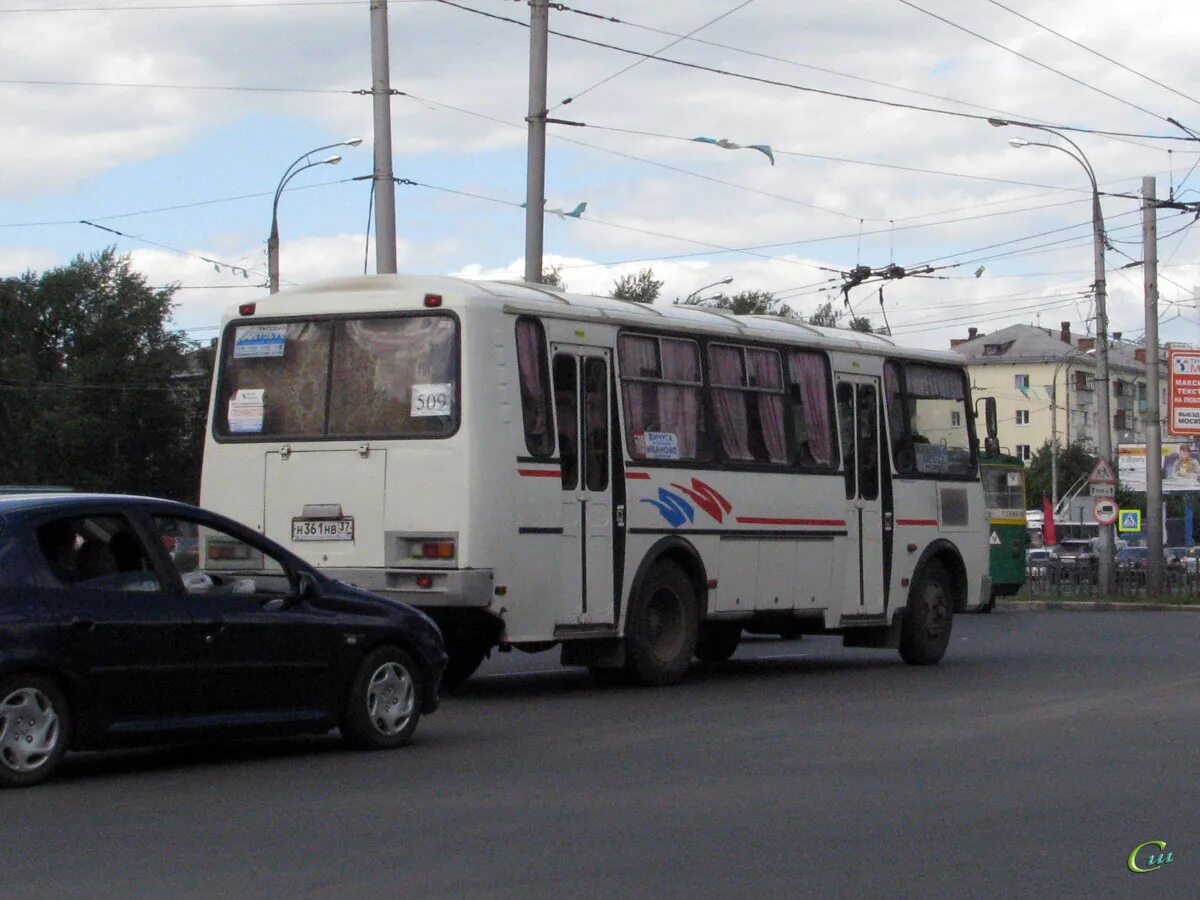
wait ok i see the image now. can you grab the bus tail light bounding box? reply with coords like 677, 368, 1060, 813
238, 302, 256, 316
412, 540, 455, 559
416, 575, 434, 589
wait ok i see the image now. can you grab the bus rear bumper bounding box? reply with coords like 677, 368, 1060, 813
319, 567, 495, 608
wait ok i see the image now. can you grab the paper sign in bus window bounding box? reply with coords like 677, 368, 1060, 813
411, 383, 454, 417
228, 389, 265, 433
233, 324, 287, 359
644, 431, 681, 460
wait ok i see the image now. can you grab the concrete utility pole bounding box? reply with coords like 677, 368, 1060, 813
1090, 163, 1115, 595
523, 0, 549, 283
370, 0, 398, 275
1144, 176, 1164, 595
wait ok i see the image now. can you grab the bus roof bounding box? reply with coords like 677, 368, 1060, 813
236, 274, 965, 366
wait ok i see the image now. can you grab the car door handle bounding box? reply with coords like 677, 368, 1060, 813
69, 617, 96, 632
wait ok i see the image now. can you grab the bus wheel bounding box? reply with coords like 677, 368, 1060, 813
625, 560, 698, 686
694, 623, 741, 663
441, 643, 488, 689
899, 562, 954, 666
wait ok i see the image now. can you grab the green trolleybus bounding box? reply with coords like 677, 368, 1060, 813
979, 452, 1028, 609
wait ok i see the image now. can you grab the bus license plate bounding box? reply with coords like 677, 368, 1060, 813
291, 518, 354, 542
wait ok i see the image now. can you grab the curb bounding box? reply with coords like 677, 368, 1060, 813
997, 599, 1200, 612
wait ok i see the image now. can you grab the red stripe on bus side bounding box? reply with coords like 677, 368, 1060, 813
734, 516, 846, 527
896, 518, 938, 526
518, 469, 561, 478
625, 471, 651, 480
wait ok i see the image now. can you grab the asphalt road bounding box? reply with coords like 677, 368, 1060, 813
4, 610, 1198, 898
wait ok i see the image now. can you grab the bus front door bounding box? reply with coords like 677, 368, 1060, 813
551, 348, 615, 627
835, 376, 887, 620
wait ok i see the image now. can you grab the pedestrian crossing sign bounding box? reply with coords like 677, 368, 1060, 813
1118, 510, 1142, 533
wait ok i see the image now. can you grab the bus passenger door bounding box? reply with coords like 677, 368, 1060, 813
551, 348, 615, 626
835, 376, 887, 619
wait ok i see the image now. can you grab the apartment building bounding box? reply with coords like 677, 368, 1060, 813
950, 322, 1166, 463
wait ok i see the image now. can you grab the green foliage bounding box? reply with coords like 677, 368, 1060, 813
682, 289, 799, 317
610, 268, 662, 304
0, 249, 210, 502
1024, 439, 1095, 507
540, 265, 566, 290
807, 300, 873, 333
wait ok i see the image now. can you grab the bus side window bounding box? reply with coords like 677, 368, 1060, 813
516, 318, 554, 457
553, 355, 579, 490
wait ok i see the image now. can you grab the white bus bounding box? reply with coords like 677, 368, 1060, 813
200, 275, 989, 687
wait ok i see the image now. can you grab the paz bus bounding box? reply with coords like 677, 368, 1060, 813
978, 451, 1028, 609
200, 275, 990, 687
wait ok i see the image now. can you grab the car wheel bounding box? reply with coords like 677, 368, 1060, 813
899, 562, 954, 666
342, 646, 423, 750
624, 560, 699, 686
0, 674, 70, 789
694, 623, 741, 663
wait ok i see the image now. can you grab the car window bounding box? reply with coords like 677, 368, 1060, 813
34, 515, 164, 593
152, 515, 292, 598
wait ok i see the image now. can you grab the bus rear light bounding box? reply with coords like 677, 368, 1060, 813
423, 293, 443, 308
411, 540, 455, 559
238, 302, 256, 316
416, 575, 434, 589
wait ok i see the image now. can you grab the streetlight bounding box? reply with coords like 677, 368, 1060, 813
992, 117, 1115, 592
681, 276, 733, 305
268, 138, 362, 294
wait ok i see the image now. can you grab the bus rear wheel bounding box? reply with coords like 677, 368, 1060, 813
624, 560, 698, 686
441, 642, 488, 689
899, 562, 954, 666
694, 623, 741, 663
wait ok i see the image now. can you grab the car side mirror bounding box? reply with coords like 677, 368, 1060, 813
296, 571, 320, 599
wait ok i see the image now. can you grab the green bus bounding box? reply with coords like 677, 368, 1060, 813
979, 452, 1028, 609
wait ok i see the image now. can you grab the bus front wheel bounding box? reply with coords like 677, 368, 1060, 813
625, 560, 699, 686
898, 562, 954, 666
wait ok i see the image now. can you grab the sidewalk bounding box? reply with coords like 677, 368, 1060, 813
997, 599, 1200, 612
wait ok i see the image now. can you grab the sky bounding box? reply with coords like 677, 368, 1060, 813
3, 0, 1200, 351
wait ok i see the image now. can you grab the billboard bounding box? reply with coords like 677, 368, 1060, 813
1117, 442, 1200, 493
1168, 348, 1200, 436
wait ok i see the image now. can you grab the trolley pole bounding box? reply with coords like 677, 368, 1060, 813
1143, 176, 1164, 595
370, 0, 398, 275
523, 0, 549, 283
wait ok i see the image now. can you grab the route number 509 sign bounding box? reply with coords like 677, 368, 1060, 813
411, 383, 454, 417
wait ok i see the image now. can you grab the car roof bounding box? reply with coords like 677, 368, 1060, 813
0, 492, 202, 522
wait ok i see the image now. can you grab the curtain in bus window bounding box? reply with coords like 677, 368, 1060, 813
658, 338, 701, 459
884, 361, 913, 473
787, 350, 833, 467
746, 349, 787, 463
328, 317, 457, 437
709, 345, 752, 461
220, 321, 331, 437
516, 320, 552, 456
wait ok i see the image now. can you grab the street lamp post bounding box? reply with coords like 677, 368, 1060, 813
268, 138, 362, 294
992, 118, 1114, 592
682, 276, 733, 305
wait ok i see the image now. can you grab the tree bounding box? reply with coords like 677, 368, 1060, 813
1024, 439, 1095, 509
0, 248, 208, 501
610, 268, 662, 304
807, 300, 873, 333
541, 265, 566, 290
681, 289, 799, 317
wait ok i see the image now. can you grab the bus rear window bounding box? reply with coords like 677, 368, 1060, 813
215, 314, 458, 440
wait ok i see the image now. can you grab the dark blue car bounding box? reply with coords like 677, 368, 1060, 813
0, 493, 446, 787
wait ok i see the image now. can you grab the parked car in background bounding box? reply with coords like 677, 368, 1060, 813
1183, 547, 1200, 575
1115, 546, 1149, 585
1026, 548, 1052, 580
1050, 539, 1098, 582
1164, 547, 1188, 573
0, 493, 447, 788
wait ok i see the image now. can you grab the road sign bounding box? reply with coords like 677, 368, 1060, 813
1168, 348, 1200, 436
1090, 483, 1116, 497
1088, 456, 1116, 485
1094, 498, 1118, 526
1118, 509, 1142, 533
